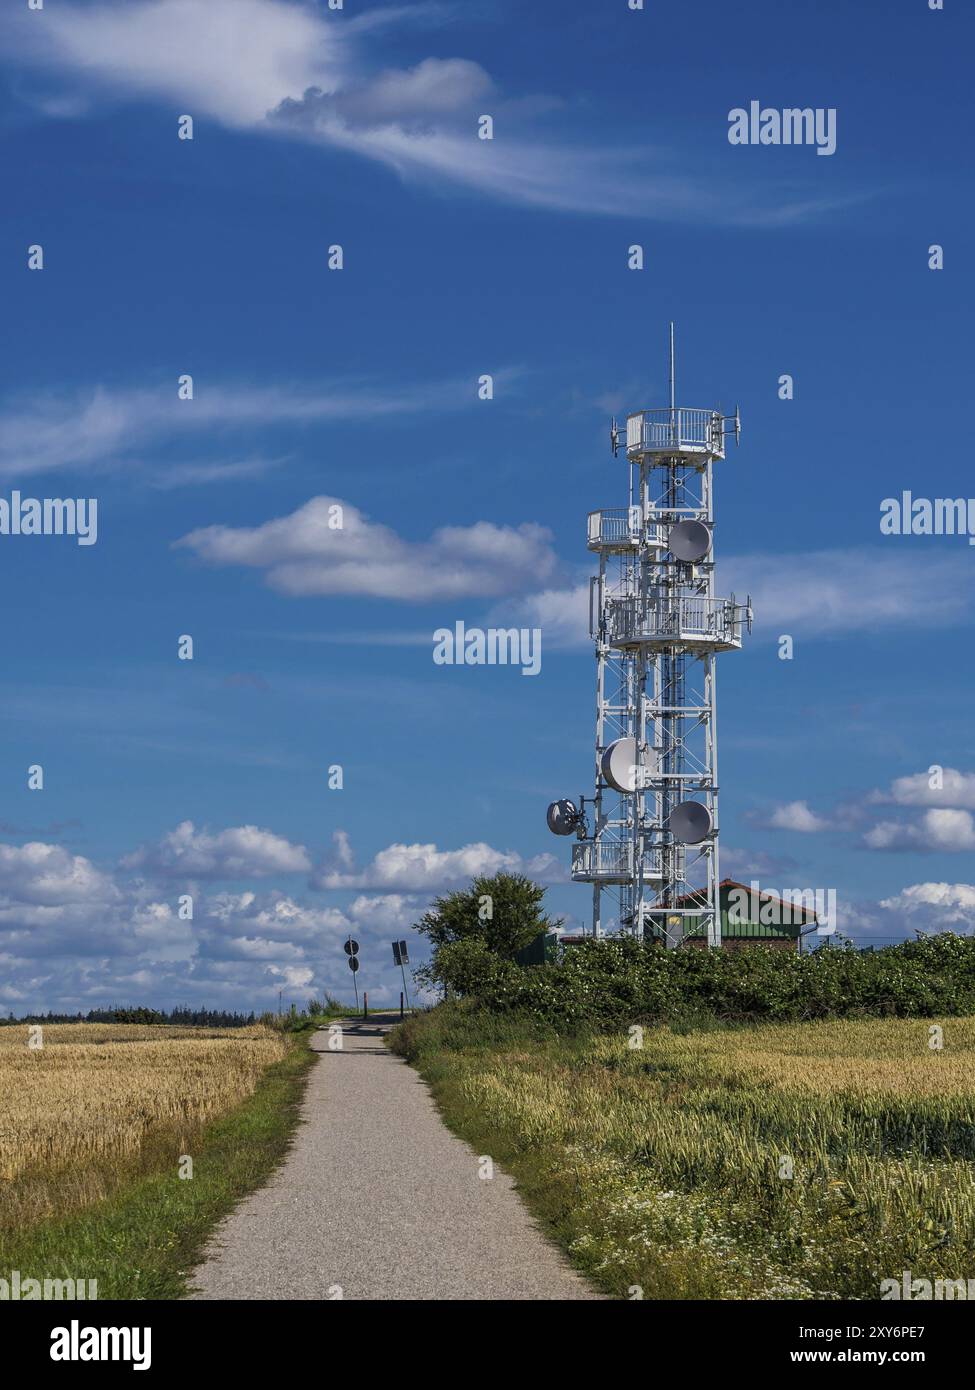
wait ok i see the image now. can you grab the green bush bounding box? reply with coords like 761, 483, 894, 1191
454, 932, 975, 1030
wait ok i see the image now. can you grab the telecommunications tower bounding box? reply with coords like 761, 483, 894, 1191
547, 327, 751, 948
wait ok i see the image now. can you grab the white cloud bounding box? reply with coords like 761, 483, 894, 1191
509, 548, 975, 648
0, 842, 117, 907
726, 550, 974, 637
265, 963, 315, 991
864, 809, 975, 853
872, 768, 975, 811
348, 893, 421, 931
122, 821, 311, 878
314, 836, 560, 890
175, 496, 558, 601
879, 882, 975, 927
0, 840, 413, 1011
0, 375, 479, 481
302, 56, 494, 127
205, 890, 350, 938
8, 0, 342, 128
2, 0, 854, 225
767, 800, 831, 833
497, 582, 590, 648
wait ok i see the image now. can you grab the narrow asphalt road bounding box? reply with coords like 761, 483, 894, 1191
190, 1015, 598, 1300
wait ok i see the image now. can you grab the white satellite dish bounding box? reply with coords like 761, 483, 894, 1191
669, 800, 713, 844
600, 737, 643, 793
669, 519, 712, 563
547, 799, 579, 836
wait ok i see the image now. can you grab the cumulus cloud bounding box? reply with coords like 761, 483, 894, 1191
122, 821, 311, 878
0, 837, 420, 1012
864, 809, 975, 853
879, 882, 975, 928
0, 842, 117, 906
1, 0, 855, 225
204, 890, 350, 939
313, 834, 561, 891
347, 893, 422, 932
871, 768, 975, 811
282, 57, 494, 130
175, 496, 558, 601
766, 801, 831, 833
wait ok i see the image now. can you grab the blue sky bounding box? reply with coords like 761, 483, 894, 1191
0, 0, 972, 1013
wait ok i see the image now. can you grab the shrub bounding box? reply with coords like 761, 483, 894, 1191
458, 933, 975, 1030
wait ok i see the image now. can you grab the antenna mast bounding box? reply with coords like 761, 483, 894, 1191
548, 329, 749, 947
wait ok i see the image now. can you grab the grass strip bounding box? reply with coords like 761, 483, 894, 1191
0, 1032, 317, 1300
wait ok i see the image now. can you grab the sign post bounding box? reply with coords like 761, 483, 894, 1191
344, 937, 360, 1011
392, 939, 411, 1013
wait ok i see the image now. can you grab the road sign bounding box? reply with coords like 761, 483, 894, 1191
393, 939, 411, 1011
348, 956, 360, 973
343, 938, 359, 956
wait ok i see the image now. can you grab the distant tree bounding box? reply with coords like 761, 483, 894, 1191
414, 872, 562, 995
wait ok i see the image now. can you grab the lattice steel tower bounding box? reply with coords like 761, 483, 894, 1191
547, 328, 751, 947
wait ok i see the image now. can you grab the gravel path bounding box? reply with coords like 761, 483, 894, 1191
189, 1014, 598, 1301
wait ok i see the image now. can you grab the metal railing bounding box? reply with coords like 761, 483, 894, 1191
571, 840, 662, 882
587, 508, 665, 550
626, 408, 724, 458
606, 595, 747, 650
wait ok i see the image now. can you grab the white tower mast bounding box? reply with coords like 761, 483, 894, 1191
548, 328, 750, 947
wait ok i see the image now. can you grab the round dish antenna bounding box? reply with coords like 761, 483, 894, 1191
600, 736, 641, 794
669, 519, 712, 563
547, 799, 581, 836
669, 800, 713, 845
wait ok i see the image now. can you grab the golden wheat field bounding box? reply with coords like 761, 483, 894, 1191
0, 1023, 288, 1225
408, 1011, 975, 1299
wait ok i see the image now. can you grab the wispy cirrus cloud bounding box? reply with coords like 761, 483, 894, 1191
2, 0, 860, 225
0, 373, 491, 482
504, 548, 975, 647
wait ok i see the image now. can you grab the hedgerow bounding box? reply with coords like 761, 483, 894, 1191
437, 933, 975, 1029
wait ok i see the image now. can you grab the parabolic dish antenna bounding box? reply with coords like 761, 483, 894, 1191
546, 799, 579, 836
669, 800, 713, 844
600, 737, 641, 794
669, 519, 712, 564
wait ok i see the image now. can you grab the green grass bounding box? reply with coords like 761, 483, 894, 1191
390, 1004, 975, 1301
0, 1030, 318, 1299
